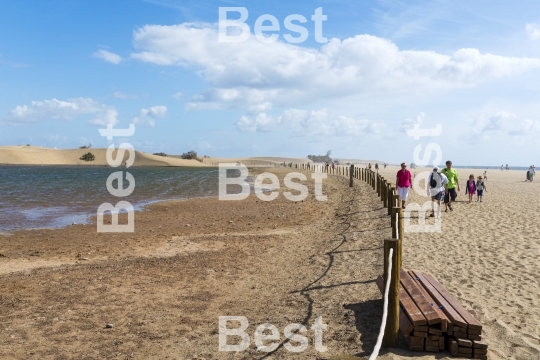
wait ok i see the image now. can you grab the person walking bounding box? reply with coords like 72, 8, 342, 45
465, 174, 477, 203
476, 175, 486, 202
441, 160, 460, 212
396, 162, 413, 209
375, 163, 379, 172
483, 170, 487, 181
428, 167, 448, 218
527, 165, 535, 182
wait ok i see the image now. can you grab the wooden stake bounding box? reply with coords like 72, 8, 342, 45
382, 179, 387, 208
387, 187, 393, 215
383, 238, 401, 347
349, 165, 354, 187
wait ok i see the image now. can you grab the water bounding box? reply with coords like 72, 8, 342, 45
0, 166, 220, 232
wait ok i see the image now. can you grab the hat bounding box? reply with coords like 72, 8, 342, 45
433, 166, 439, 171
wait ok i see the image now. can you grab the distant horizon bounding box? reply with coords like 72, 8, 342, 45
0, 145, 535, 169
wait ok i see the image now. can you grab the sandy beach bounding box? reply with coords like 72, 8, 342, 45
0, 165, 539, 359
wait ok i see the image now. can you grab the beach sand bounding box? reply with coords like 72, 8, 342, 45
0, 166, 539, 359
377, 165, 540, 359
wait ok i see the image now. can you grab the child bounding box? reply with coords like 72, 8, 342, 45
465, 174, 476, 203
476, 175, 487, 202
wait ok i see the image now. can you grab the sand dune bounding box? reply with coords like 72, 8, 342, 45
0, 146, 316, 168
0, 146, 209, 167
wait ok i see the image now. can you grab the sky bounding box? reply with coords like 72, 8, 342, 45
1, 0, 540, 166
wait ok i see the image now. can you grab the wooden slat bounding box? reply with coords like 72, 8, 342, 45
408, 271, 448, 332
404, 335, 423, 351
400, 308, 414, 336
400, 287, 427, 326
376, 275, 426, 326
412, 270, 468, 328
449, 338, 458, 356
422, 273, 483, 330
426, 339, 439, 347
472, 340, 488, 349
457, 338, 473, 347
400, 269, 441, 325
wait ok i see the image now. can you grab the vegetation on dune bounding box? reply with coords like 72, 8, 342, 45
79, 143, 92, 149
79, 152, 95, 162
307, 150, 333, 163
181, 150, 198, 159
153, 152, 167, 157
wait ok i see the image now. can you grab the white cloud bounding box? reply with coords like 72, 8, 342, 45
93, 49, 122, 64
465, 111, 540, 143
131, 105, 167, 127
526, 24, 540, 41
401, 112, 425, 131
129, 23, 540, 111
88, 108, 119, 126
482, 111, 540, 135
237, 108, 382, 136
113, 91, 138, 99
171, 92, 183, 99
2, 98, 119, 126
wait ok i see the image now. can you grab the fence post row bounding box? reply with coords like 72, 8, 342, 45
293, 161, 403, 342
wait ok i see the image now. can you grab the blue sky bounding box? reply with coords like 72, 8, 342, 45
2, 0, 540, 166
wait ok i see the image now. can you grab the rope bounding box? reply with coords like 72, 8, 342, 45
368, 248, 393, 360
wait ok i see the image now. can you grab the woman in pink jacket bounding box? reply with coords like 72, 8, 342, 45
396, 162, 413, 209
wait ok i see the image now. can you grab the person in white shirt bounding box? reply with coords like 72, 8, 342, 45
483, 170, 487, 181
428, 167, 449, 219
527, 165, 535, 182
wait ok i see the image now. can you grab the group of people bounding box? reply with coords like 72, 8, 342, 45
396, 161, 487, 219
366, 162, 387, 171
500, 164, 509, 171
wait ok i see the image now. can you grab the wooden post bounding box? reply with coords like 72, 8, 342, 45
377, 176, 381, 197
391, 207, 400, 239
349, 165, 354, 187
383, 238, 401, 348
382, 180, 387, 208
397, 208, 404, 269
388, 188, 395, 215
